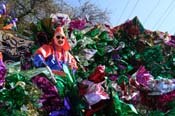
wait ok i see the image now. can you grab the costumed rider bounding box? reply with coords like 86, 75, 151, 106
33, 26, 78, 78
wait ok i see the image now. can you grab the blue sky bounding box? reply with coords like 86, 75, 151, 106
64, 0, 175, 34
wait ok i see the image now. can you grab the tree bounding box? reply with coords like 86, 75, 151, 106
5, 0, 58, 25
72, 1, 110, 24
1, 0, 110, 30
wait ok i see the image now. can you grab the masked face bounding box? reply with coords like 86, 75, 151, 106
53, 33, 65, 47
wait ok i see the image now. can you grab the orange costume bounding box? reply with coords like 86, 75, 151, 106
33, 27, 78, 75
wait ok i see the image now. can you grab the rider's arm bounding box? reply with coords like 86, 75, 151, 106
33, 45, 52, 67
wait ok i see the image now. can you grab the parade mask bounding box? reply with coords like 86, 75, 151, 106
52, 26, 70, 51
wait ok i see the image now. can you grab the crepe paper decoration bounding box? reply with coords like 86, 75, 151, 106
49, 96, 72, 116
49, 110, 68, 116
139, 77, 175, 111
4, 64, 64, 114
0, 73, 42, 115
30, 18, 54, 46
108, 74, 118, 81
69, 19, 86, 30
2, 23, 13, 30
134, 66, 153, 87
127, 103, 138, 114
140, 44, 174, 78
0, 53, 6, 89
140, 88, 175, 111
72, 30, 84, 40
104, 24, 114, 38
64, 97, 71, 110
20, 53, 33, 71
85, 101, 109, 116
3, 13, 175, 115
112, 16, 145, 38
45, 66, 57, 84
88, 65, 105, 83
50, 13, 70, 26
0, 52, 2, 59
112, 52, 122, 61
0, 3, 6, 16
147, 30, 175, 47
116, 41, 125, 50
85, 26, 100, 37
17, 66, 60, 88
141, 45, 163, 63
165, 35, 175, 47
78, 82, 88, 96
32, 74, 72, 113
148, 111, 165, 116
11, 18, 17, 27
129, 77, 140, 89
118, 100, 138, 115
65, 84, 87, 116
80, 79, 109, 106
79, 48, 97, 60
104, 45, 114, 53
111, 92, 138, 115
155, 89, 175, 106
117, 75, 129, 85
63, 63, 74, 83
98, 31, 111, 41
2, 17, 18, 30
147, 79, 175, 95
152, 31, 175, 47
40, 18, 53, 35
121, 91, 140, 104
20, 103, 41, 116
164, 103, 175, 115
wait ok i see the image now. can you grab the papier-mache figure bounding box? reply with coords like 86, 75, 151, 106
33, 26, 78, 76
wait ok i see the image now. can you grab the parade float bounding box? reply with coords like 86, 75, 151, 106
0, 3, 175, 116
